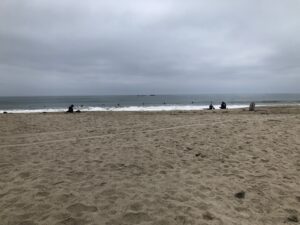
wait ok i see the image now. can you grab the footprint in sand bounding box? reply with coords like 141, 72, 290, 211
55, 217, 89, 225
202, 211, 214, 220
175, 215, 194, 225
122, 212, 151, 224
129, 202, 143, 211
66, 203, 97, 214
0, 163, 13, 168
19, 172, 31, 179
287, 215, 299, 223
53, 212, 71, 221
17, 221, 37, 225
35, 191, 50, 197
56, 193, 75, 202
36, 203, 52, 210
195, 202, 209, 210
152, 219, 171, 225
106, 212, 151, 225
16, 213, 35, 221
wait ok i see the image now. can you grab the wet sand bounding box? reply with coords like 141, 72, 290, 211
0, 106, 299, 225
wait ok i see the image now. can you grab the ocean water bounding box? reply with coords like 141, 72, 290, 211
0, 94, 299, 113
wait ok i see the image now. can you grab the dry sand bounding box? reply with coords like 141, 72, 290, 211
0, 106, 299, 225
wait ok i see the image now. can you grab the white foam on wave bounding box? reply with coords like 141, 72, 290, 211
88, 104, 249, 112
0, 108, 67, 114
0, 104, 251, 114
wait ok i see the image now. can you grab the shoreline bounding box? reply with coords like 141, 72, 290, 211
1, 103, 300, 114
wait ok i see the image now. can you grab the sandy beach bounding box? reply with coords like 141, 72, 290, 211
0, 106, 299, 225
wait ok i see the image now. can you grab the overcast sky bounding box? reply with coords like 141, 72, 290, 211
0, 0, 299, 96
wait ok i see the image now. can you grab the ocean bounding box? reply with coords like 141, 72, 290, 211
0, 94, 299, 113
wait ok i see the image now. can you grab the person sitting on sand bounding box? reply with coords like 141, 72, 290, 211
67, 104, 74, 113
208, 102, 215, 110
249, 102, 255, 111
220, 101, 227, 109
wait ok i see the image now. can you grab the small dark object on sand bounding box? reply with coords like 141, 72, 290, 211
67, 104, 74, 113
287, 215, 299, 222
195, 153, 206, 158
3, 111, 7, 114
220, 101, 227, 109
76, 110, 81, 113
235, 191, 245, 199
202, 212, 214, 220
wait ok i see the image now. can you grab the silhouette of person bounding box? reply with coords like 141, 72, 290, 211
208, 102, 215, 110
249, 102, 255, 111
67, 104, 74, 113
220, 101, 227, 109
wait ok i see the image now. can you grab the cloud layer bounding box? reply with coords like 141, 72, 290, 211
1, 0, 299, 95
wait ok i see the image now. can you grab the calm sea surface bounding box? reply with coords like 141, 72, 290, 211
0, 94, 299, 113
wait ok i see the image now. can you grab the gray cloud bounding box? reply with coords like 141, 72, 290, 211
0, 0, 299, 95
